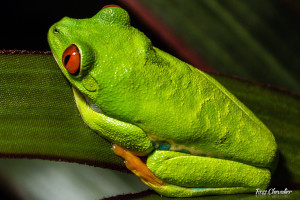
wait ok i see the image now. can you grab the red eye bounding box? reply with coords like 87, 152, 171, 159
62, 44, 81, 75
102, 5, 121, 10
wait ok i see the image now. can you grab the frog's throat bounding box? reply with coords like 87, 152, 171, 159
72, 86, 103, 114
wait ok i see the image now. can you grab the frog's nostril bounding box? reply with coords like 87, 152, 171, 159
54, 28, 59, 34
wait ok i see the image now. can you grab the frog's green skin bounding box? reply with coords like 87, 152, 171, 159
48, 6, 277, 197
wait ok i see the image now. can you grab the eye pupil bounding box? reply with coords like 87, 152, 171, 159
64, 55, 70, 66
62, 44, 81, 75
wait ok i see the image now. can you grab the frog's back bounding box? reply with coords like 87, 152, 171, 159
138, 48, 277, 169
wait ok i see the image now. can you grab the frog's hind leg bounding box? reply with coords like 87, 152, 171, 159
146, 150, 271, 197
113, 145, 270, 197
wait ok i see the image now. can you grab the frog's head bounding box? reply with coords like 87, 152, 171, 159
48, 5, 152, 106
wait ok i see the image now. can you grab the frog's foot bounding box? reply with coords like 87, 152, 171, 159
112, 144, 166, 187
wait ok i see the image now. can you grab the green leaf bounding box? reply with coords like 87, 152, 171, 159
0, 51, 124, 170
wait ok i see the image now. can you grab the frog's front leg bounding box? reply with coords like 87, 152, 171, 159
72, 87, 153, 155
114, 145, 271, 197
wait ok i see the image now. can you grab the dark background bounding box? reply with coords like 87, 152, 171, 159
0, 0, 169, 52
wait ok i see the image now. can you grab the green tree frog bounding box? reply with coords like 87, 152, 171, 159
48, 5, 278, 197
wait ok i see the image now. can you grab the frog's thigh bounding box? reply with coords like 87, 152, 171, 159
146, 150, 270, 196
